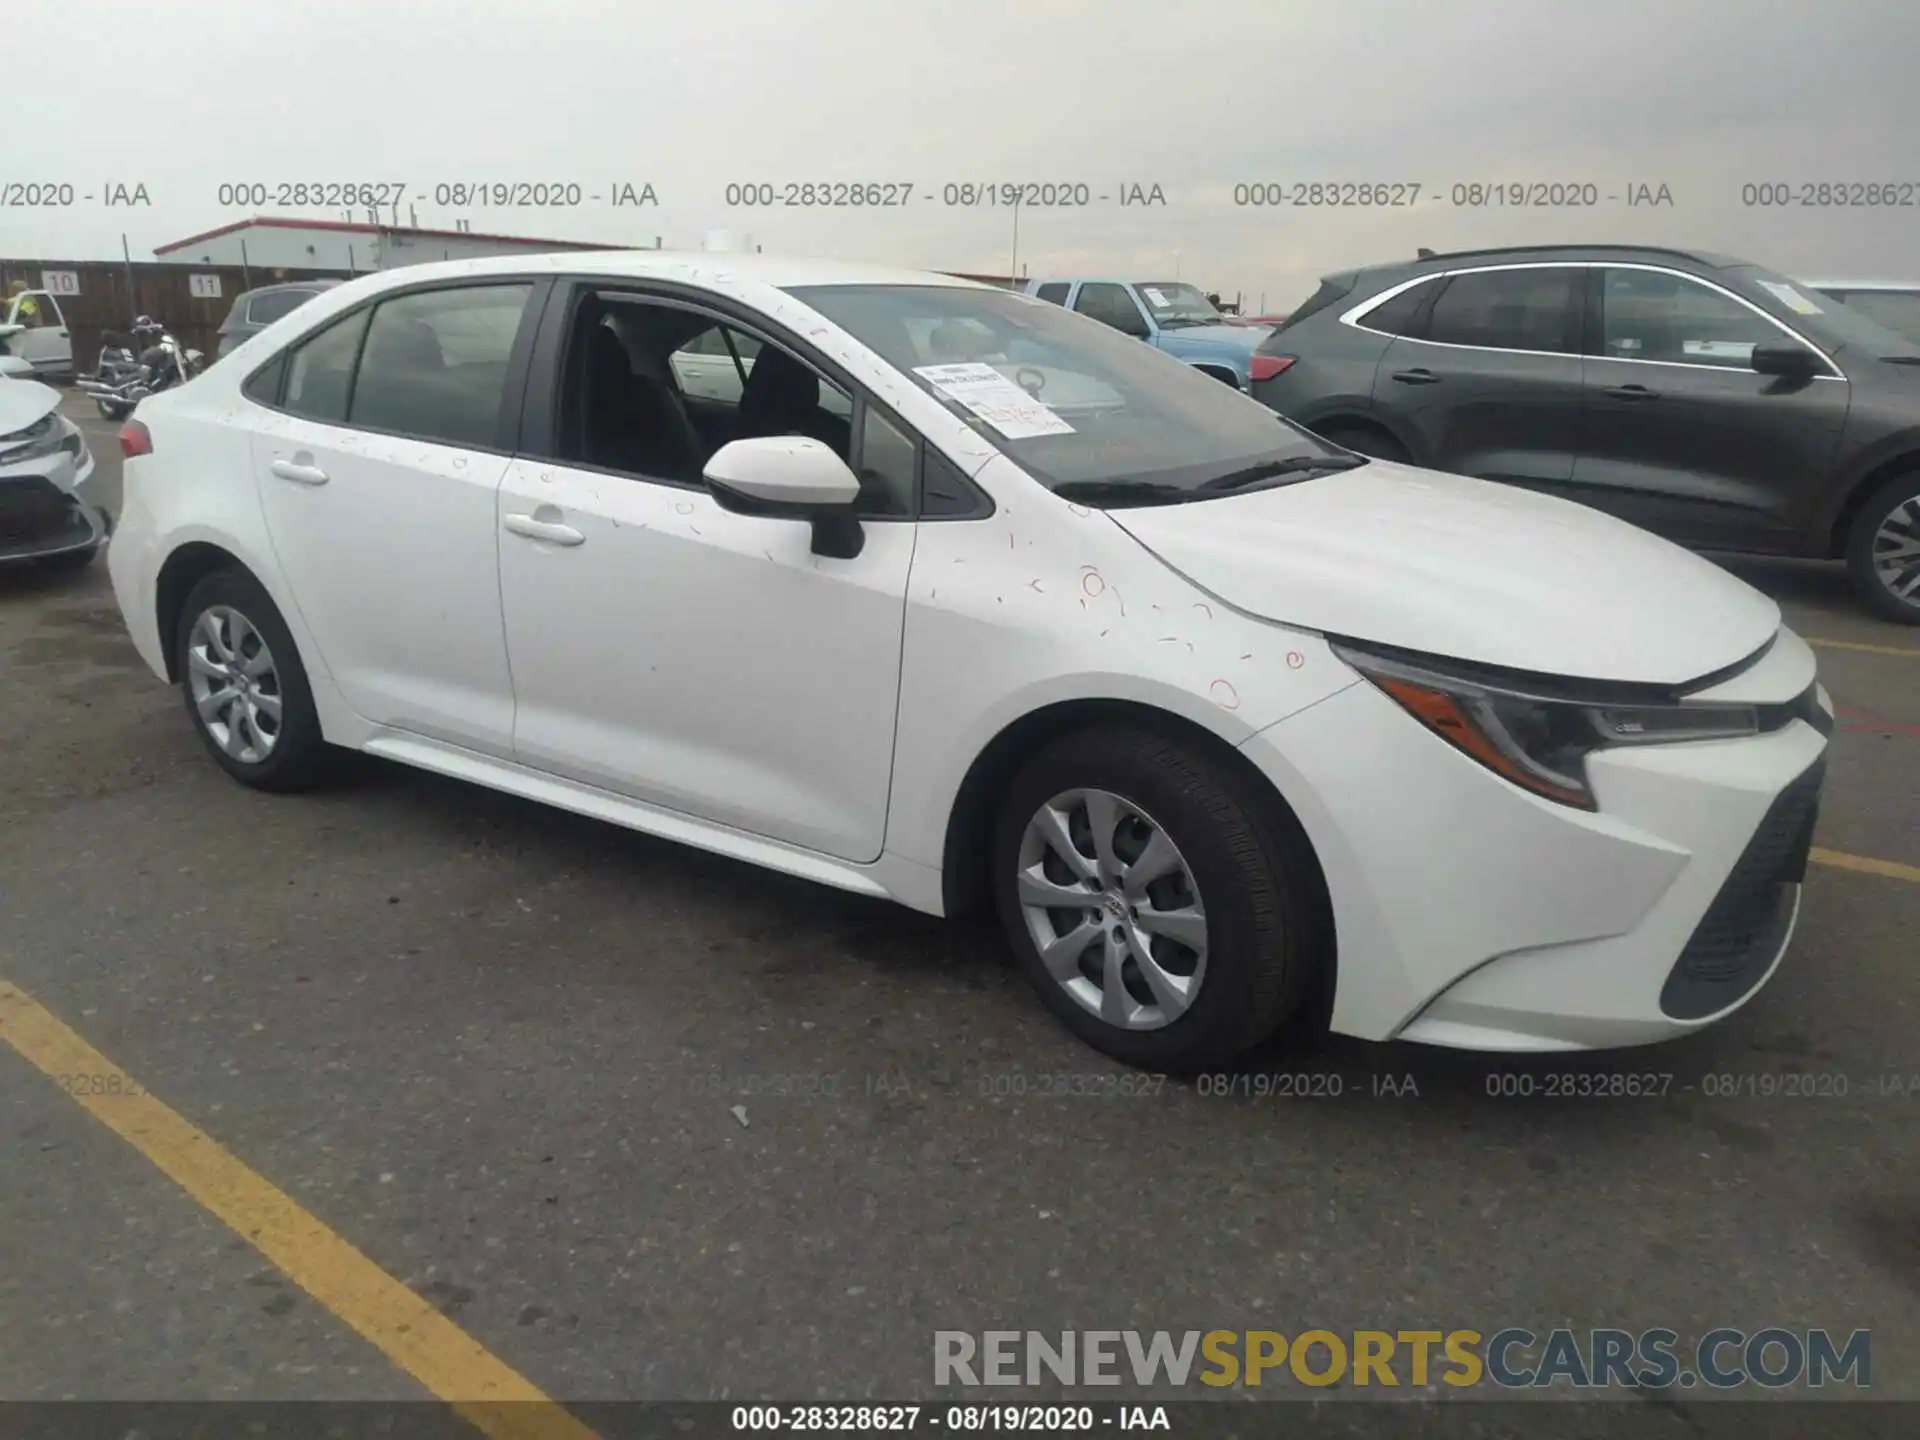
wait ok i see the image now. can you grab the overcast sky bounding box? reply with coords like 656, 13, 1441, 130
4, 0, 1915, 308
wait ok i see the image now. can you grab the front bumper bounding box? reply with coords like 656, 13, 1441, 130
1240, 669, 1831, 1051
0, 441, 107, 564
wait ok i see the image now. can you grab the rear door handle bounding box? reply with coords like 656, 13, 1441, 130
1390, 368, 1441, 385
503, 512, 585, 547
269, 458, 329, 486
1602, 384, 1660, 401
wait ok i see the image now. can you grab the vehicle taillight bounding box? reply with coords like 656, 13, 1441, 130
1249, 354, 1297, 383
119, 421, 153, 459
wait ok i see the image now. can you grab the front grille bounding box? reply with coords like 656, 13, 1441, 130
1659, 756, 1826, 1021
0, 476, 88, 555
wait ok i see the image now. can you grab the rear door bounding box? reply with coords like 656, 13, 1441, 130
1368, 263, 1586, 488
1574, 265, 1848, 549
248, 279, 542, 757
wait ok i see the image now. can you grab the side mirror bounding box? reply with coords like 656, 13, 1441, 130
1751, 343, 1821, 378
703, 435, 866, 559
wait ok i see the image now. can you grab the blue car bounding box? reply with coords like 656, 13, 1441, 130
1023, 277, 1275, 390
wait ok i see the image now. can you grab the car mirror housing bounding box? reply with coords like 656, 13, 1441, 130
1750, 343, 1821, 378
703, 435, 866, 559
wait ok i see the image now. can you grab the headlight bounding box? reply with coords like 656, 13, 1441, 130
1331, 640, 1759, 810
0, 412, 65, 464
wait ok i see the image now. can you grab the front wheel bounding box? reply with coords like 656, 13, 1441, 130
991, 726, 1326, 1073
1845, 475, 1920, 624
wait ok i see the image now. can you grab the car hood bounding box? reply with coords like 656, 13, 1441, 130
1157, 323, 1264, 353
1108, 459, 1781, 686
0, 376, 61, 434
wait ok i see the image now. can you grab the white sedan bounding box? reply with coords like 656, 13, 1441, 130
104, 253, 1832, 1071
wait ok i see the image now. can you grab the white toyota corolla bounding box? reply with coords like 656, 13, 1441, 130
105, 253, 1833, 1071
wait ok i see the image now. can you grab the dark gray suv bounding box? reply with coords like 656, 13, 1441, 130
215, 280, 342, 359
1251, 245, 1920, 623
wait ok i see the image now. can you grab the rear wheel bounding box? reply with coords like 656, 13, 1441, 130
174, 569, 333, 791
1845, 474, 1920, 624
1315, 423, 1409, 464
991, 726, 1325, 1073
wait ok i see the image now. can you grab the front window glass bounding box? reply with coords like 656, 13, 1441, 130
785, 284, 1335, 501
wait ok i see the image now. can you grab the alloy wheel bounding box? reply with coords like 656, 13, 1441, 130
186, 605, 283, 764
1872, 495, 1920, 605
1014, 788, 1209, 1030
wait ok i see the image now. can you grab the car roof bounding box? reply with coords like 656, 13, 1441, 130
237, 279, 343, 298
332, 251, 988, 292
1348, 243, 1749, 281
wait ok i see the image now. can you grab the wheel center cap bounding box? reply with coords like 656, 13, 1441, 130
1102, 891, 1127, 920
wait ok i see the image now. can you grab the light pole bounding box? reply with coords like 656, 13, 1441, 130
1008, 192, 1022, 286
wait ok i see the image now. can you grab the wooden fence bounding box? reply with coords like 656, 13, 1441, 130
0, 259, 349, 374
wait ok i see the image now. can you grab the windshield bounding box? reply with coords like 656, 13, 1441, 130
1727, 266, 1920, 357
784, 283, 1337, 498
1133, 282, 1222, 326
1820, 289, 1920, 346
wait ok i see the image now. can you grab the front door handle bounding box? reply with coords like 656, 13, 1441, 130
1602, 384, 1660, 402
1390, 368, 1441, 385
503, 512, 585, 547
270, 458, 329, 486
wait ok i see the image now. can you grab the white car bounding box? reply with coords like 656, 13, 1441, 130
104, 253, 1834, 1071
1, 377, 105, 571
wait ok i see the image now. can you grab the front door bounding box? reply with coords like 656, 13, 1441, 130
1573, 266, 1849, 550
6, 292, 71, 375
497, 290, 916, 864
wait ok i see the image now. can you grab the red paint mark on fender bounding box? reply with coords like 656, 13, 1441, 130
1192, 602, 1213, 619
1080, 568, 1106, 598
1209, 679, 1242, 710
1286, 652, 1306, 669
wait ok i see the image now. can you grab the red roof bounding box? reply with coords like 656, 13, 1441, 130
156, 215, 629, 255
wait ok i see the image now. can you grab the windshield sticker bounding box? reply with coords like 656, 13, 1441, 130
1759, 280, 1825, 315
1140, 287, 1172, 308
913, 362, 1075, 439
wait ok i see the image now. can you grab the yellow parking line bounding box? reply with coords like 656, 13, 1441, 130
1811, 847, 1920, 884
1806, 638, 1920, 658
0, 981, 596, 1440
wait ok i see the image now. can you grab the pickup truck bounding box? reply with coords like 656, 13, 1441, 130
0, 289, 74, 382
1022, 278, 1275, 390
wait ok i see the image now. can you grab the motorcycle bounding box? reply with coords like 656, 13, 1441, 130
75, 317, 205, 420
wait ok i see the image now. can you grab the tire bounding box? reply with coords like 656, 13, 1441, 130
97, 399, 131, 422
174, 569, 332, 791
1315, 423, 1410, 464
990, 726, 1325, 1073
1845, 474, 1920, 624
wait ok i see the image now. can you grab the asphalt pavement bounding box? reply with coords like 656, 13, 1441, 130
1, 396, 1916, 1422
